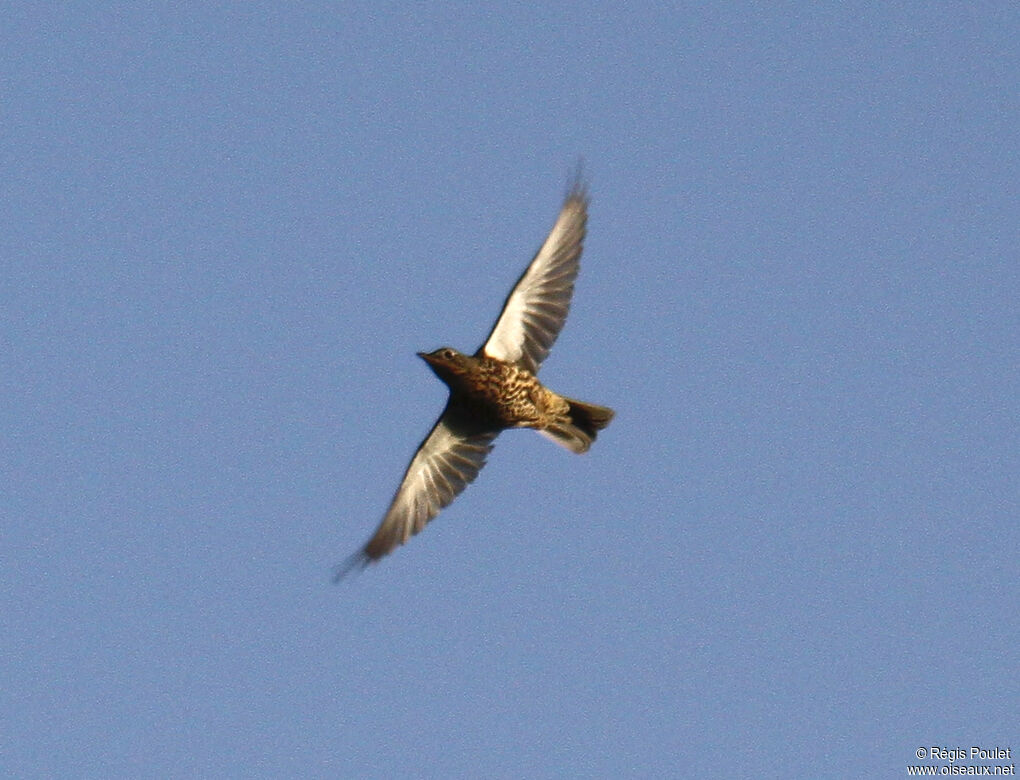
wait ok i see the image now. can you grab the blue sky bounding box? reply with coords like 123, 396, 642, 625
2, 3, 1017, 777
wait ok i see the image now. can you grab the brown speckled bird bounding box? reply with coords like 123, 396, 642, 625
334, 180, 613, 580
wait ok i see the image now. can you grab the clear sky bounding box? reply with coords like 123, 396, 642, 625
2, 4, 1017, 778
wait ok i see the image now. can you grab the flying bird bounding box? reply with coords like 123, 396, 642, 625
334, 180, 613, 580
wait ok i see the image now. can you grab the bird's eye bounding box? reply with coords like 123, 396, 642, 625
442, 349, 455, 360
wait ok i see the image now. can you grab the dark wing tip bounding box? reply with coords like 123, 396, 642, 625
565, 159, 589, 205
331, 550, 371, 584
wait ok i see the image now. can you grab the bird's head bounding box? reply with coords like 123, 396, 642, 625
417, 347, 475, 383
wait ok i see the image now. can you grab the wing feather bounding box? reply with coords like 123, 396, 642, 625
479, 183, 588, 374
333, 404, 497, 580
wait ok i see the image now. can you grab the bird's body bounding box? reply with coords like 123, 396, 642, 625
335, 179, 613, 579
422, 349, 548, 429
419, 347, 613, 450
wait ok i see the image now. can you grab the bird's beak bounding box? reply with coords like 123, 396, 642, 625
417, 351, 435, 365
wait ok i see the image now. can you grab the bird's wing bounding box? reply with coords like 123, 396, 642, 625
479, 183, 588, 375
334, 403, 497, 580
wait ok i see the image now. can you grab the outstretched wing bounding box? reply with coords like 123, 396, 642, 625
334, 403, 497, 580
479, 183, 588, 375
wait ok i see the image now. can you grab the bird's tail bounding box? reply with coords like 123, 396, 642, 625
540, 397, 615, 454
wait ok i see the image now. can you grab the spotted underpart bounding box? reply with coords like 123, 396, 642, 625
419, 349, 570, 431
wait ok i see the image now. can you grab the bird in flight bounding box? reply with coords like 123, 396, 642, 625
334, 179, 613, 580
